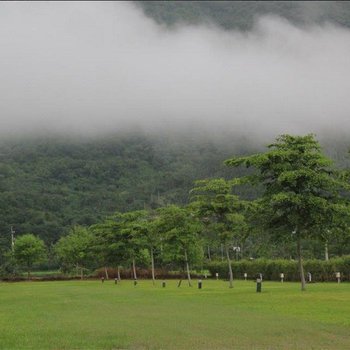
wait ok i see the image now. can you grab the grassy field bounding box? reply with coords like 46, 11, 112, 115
0, 280, 349, 349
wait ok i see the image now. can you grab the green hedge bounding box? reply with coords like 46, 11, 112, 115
206, 256, 350, 282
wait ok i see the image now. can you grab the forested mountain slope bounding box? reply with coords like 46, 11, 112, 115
1, 131, 349, 246
0, 132, 259, 244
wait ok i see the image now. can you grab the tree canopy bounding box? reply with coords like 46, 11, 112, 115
226, 134, 350, 290
13, 234, 46, 279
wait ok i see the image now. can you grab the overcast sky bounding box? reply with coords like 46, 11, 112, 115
1, 1, 350, 139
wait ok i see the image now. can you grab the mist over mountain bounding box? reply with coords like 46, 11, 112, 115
0, 1, 350, 139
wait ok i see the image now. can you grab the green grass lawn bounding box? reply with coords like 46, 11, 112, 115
0, 279, 349, 349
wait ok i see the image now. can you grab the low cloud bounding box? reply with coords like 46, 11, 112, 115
0, 2, 349, 139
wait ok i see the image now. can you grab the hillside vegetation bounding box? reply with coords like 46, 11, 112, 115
136, 1, 350, 30
0, 132, 257, 244
0, 132, 349, 251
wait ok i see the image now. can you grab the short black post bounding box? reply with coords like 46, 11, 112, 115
256, 277, 262, 293
101, 277, 105, 283
134, 279, 137, 287
198, 279, 202, 289
114, 278, 118, 284
162, 281, 166, 288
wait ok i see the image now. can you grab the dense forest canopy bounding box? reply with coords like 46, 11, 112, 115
0, 132, 260, 244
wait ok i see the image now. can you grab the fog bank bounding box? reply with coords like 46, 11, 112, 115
1, 2, 350, 140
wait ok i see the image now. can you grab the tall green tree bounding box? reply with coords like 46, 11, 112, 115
137, 211, 162, 285
116, 211, 150, 281
91, 215, 132, 281
314, 204, 350, 261
156, 205, 203, 287
54, 226, 94, 279
226, 134, 350, 290
191, 178, 249, 288
13, 234, 46, 279
92, 211, 153, 281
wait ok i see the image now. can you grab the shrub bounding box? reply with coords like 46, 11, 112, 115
206, 256, 350, 282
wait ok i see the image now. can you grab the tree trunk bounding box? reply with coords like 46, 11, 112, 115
132, 258, 137, 280
184, 249, 192, 287
104, 266, 109, 280
226, 246, 233, 288
80, 266, 84, 280
151, 247, 156, 286
325, 241, 329, 261
27, 269, 30, 280
297, 235, 306, 291
207, 245, 211, 261
221, 244, 224, 261
117, 266, 121, 281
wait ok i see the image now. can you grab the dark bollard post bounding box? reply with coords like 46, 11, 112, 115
101, 277, 105, 283
114, 278, 118, 284
134, 279, 137, 287
162, 281, 166, 288
198, 279, 202, 289
256, 277, 262, 293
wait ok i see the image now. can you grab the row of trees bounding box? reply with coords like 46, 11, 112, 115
3, 135, 350, 291
5, 207, 204, 285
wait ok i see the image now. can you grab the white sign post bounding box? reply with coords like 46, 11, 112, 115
336, 272, 341, 284
307, 272, 312, 283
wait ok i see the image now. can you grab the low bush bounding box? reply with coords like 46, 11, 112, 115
206, 256, 350, 282
95, 267, 203, 279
